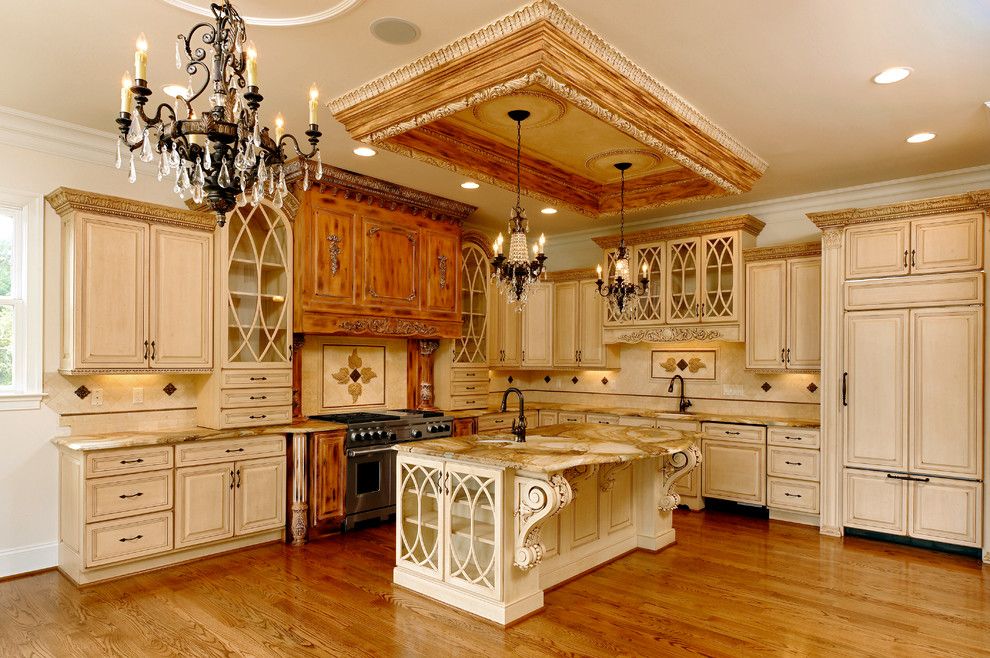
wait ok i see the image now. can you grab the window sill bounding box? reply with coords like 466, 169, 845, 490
0, 393, 45, 411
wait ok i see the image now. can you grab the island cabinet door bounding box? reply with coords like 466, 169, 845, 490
396, 455, 445, 579
443, 462, 503, 599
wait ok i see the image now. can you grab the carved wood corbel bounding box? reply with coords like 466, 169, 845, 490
514, 474, 573, 571
657, 444, 702, 511
562, 464, 598, 494
598, 461, 631, 492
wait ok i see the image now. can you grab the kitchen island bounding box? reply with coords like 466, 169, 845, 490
393, 423, 700, 624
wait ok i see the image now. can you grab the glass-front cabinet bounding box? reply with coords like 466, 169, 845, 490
452, 243, 489, 366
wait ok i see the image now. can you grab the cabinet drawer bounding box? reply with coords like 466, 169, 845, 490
86, 446, 174, 479
451, 381, 487, 396
843, 469, 907, 535
176, 435, 286, 467
220, 406, 292, 428
452, 368, 489, 383
585, 413, 618, 425
221, 369, 291, 388
221, 388, 292, 409
86, 470, 173, 523
910, 477, 982, 547
768, 427, 820, 448
656, 418, 701, 432
85, 511, 173, 568
538, 410, 559, 426
558, 412, 586, 424
768, 447, 820, 481
618, 416, 656, 428
701, 422, 766, 443
768, 478, 820, 513
447, 395, 487, 411
477, 413, 515, 432
845, 271, 983, 310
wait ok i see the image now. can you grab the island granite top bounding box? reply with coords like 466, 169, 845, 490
394, 423, 698, 474
52, 419, 347, 452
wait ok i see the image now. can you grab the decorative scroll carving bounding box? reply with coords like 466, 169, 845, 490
821, 229, 843, 249
598, 462, 630, 493
615, 327, 722, 344
807, 189, 990, 229
657, 444, 702, 511
419, 382, 434, 407
418, 340, 440, 356
514, 474, 573, 570
438, 254, 448, 289
743, 241, 822, 262
290, 433, 309, 546
46, 187, 213, 230
562, 464, 598, 494
592, 214, 765, 250
290, 503, 308, 546
337, 318, 440, 337
327, 234, 341, 275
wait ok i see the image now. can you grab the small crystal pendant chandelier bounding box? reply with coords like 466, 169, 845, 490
595, 162, 648, 321
490, 109, 547, 308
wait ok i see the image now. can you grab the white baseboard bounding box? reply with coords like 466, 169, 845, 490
0, 541, 58, 578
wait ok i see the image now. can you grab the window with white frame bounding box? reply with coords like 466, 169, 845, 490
0, 190, 43, 409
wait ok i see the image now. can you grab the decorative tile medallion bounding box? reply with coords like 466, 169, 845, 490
323, 345, 385, 407
601, 377, 609, 386
163, 383, 177, 396
544, 375, 551, 383
650, 349, 717, 380
571, 376, 579, 385
761, 382, 772, 392
807, 382, 818, 393
507, 376, 514, 384
74, 385, 91, 400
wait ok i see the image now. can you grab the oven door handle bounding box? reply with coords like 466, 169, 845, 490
346, 445, 395, 457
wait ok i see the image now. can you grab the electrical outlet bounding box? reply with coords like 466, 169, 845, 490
132, 387, 144, 404
722, 384, 744, 397
91, 388, 104, 407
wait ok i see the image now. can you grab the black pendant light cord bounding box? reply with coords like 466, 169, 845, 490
515, 118, 522, 208
619, 166, 626, 247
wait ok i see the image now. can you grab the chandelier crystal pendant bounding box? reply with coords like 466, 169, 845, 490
595, 162, 649, 321
114, 0, 324, 227
490, 109, 547, 308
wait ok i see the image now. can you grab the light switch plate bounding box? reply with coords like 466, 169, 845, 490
722, 384, 744, 397
91, 388, 104, 406
132, 387, 144, 404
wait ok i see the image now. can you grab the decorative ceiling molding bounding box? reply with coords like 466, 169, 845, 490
807, 189, 990, 229
46, 187, 214, 230
159, 0, 363, 27
284, 160, 476, 223
591, 214, 766, 250
743, 241, 822, 262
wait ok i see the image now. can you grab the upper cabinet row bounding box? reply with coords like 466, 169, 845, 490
844, 212, 983, 279
49, 190, 214, 374
293, 188, 465, 338
593, 216, 765, 342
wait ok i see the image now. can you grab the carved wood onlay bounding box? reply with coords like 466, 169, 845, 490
743, 241, 822, 262
544, 268, 598, 283
562, 464, 598, 494
821, 229, 843, 249
613, 327, 723, 344
657, 444, 701, 512
57, 367, 212, 375
591, 214, 766, 249
336, 318, 441, 337
284, 160, 475, 223
807, 189, 990, 229
598, 462, 630, 493
46, 187, 214, 230
514, 473, 573, 571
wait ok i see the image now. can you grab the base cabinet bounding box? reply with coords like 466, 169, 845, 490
702, 439, 766, 505
310, 431, 346, 527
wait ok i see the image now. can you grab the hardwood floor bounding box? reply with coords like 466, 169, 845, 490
1, 510, 988, 657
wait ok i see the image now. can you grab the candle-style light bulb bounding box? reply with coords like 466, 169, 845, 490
245, 41, 258, 86
308, 84, 319, 125
533, 244, 539, 256
120, 71, 134, 113
274, 113, 284, 141
492, 241, 499, 255
538, 233, 546, 252
642, 262, 648, 277
134, 33, 148, 80
596, 264, 603, 279
496, 233, 504, 253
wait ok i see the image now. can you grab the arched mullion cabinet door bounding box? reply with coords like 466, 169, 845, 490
666, 237, 701, 324
633, 241, 665, 325
701, 231, 738, 323
453, 243, 490, 365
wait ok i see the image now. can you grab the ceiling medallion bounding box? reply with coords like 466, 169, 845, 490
115, 0, 325, 226
490, 110, 548, 308
594, 162, 648, 321
160, 0, 363, 27
585, 148, 664, 180
471, 91, 567, 129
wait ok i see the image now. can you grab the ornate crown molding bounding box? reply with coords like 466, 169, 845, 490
807, 189, 990, 229
284, 160, 476, 223
592, 214, 766, 250
185, 193, 300, 223
336, 318, 441, 338
743, 241, 821, 262
46, 187, 213, 230
544, 268, 598, 283
612, 327, 723, 344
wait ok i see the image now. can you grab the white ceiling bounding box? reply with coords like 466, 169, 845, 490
2, 0, 988, 235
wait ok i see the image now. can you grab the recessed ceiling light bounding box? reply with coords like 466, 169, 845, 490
541, 207, 557, 214
906, 132, 936, 144
370, 17, 421, 45
872, 67, 913, 85
162, 84, 190, 99
460, 181, 480, 189
353, 146, 377, 157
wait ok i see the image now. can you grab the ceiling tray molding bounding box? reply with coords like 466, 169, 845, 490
159, 0, 363, 27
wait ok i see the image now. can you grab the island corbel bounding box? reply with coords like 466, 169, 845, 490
514, 473, 573, 570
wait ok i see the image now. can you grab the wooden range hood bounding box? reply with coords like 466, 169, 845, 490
329, 0, 767, 217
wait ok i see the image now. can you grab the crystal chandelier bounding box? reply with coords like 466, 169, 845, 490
595, 162, 648, 321
490, 110, 547, 308
114, 0, 323, 227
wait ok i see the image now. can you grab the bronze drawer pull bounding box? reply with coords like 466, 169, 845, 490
119, 458, 144, 464
249, 415, 267, 419
783, 493, 802, 498
784, 461, 803, 466
235, 469, 241, 488
118, 492, 144, 499
724, 431, 741, 436
784, 436, 802, 441
143, 340, 149, 359
118, 535, 143, 542
903, 250, 908, 267
150, 340, 156, 360
225, 448, 245, 453
886, 473, 930, 482
249, 395, 267, 400
249, 376, 268, 381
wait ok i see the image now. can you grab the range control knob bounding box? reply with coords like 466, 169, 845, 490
388, 432, 398, 441
411, 430, 422, 439
442, 424, 451, 432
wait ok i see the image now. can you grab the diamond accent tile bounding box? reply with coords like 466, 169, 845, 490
807, 382, 818, 393
507, 376, 513, 384
571, 376, 579, 385
163, 383, 177, 396
761, 382, 772, 392
676, 358, 689, 371
74, 385, 91, 400
348, 368, 362, 383
544, 376, 551, 383
601, 377, 609, 386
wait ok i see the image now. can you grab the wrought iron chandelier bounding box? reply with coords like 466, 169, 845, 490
114, 0, 323, 226
490, 109, 547, 307
595, 162, 648, 320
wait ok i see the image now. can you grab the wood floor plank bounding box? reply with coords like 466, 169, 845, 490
0, 510, 987, 657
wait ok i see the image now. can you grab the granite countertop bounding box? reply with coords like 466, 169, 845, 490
395, 422, 698, 473
52, 419, 347, 452
448, 402, 819, 428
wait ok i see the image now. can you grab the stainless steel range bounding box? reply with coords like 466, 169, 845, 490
308, 409, 453, 530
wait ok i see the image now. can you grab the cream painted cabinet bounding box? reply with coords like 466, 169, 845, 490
843, 469, 907, 534
666, 237, 701, 323
667, 232, 741, 324
845, 212, 983, 279
553, 280, 607, 367
745, 254, 820, 371
234, 457, 286, 535
521, 283, 553, 367
702, 439, 766, 505
488, 282, 521, 367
